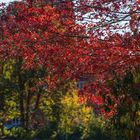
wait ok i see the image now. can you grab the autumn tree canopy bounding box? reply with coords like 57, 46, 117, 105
0, 0, 140, 117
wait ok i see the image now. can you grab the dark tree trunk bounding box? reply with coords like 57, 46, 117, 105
18, 68, 25, 128
19, 90, 25, 128
34, 92, 41, 110
0, 93, 4, 111
25, 81, 32, 130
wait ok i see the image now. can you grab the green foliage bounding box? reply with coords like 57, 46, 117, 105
57, 88, 92, 139
9, 127, 36, 139
3, 60, 15, 80
35, 84, 111, 140
0, 57, 139, 140
108, 69, 140, 140
0, 60, 20, 137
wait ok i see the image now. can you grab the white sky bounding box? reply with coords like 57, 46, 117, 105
0, 0, 15, 3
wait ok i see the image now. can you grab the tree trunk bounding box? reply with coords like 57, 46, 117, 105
19, 90, 25, 128
25, 81, 32, 130
34, 92, 41, 110
18, 70, 25, 128
25, 92, 31, 130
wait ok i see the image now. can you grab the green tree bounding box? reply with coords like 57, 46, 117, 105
57, 85, 104, 140
108, 69, 140, 140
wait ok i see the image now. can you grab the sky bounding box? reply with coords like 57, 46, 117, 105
0, 0, 15, 3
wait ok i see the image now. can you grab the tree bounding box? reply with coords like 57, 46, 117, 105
57, 86, 92, 140
0, 0, 140, 137
76, 0, 140, 35
107, 70, 140, 140
0, 0, 79, 130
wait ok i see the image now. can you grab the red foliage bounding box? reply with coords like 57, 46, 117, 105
0, 0, 140, 117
